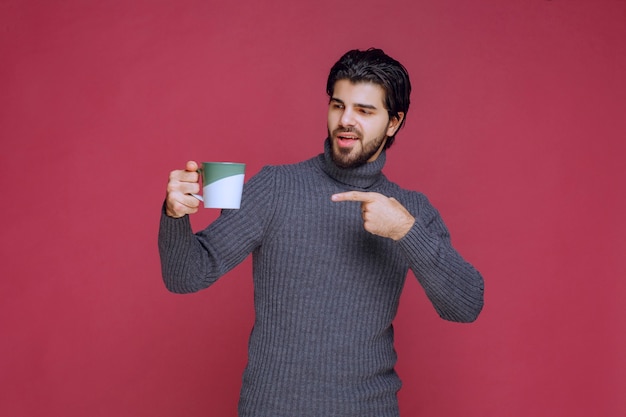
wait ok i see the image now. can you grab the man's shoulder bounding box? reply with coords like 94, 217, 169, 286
257, 154, 321, 177
381, 178, 431, 206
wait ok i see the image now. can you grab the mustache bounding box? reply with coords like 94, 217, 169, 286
331, 127, 362, 137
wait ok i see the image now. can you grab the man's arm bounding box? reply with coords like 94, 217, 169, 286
159, 164, 275, 294
332, 190, 484, 322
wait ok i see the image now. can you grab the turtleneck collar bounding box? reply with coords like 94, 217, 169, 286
317, 137, 386, 189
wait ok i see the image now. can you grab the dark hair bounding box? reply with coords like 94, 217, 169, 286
326, 48, 411, 149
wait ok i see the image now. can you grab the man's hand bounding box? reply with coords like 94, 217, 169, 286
165, 161, 201, 218
331, 191, 415, 241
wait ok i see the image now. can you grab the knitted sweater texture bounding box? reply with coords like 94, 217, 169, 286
158, 139, 484, 417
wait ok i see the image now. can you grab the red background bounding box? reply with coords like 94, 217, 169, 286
1, 1, 625, 416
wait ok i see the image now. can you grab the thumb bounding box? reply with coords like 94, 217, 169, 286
186, 161, 199, 172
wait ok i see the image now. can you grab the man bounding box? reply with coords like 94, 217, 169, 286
159, 48, 484, 417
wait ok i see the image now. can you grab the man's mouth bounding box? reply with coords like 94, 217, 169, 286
334, 130, 360, 147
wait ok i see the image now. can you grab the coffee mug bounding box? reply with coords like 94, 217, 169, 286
191, 162, 246, 209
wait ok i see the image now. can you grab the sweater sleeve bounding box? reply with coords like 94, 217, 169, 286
397, 193, 484, 323
158, 166, 276, 294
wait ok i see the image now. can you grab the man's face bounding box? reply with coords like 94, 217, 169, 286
327, 79, 404, 168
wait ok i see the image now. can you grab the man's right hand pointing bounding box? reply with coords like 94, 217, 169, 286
331, 191, 415, 241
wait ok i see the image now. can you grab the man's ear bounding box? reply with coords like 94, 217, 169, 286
387, 112, 405, 137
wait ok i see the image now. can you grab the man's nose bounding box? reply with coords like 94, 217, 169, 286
340, 108, 356, 127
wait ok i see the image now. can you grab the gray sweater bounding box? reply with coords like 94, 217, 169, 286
158, 139, 484, 417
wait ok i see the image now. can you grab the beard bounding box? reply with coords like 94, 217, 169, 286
329, 127, 387, 169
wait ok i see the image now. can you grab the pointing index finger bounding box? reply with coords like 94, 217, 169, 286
331, 191, 376, 203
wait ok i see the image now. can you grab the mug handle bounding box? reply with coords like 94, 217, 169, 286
190, 167, 204, 201
190, 193, 204, 202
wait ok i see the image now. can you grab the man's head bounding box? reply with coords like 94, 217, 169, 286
326, 48, 411, 151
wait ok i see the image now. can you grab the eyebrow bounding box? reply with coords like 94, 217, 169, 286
330, 97, 379, 110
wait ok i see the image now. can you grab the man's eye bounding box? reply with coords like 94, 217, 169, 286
332, 103, 344, 109
359, 109, 371, 115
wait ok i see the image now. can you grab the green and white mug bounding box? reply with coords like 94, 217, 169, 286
192, 162, 246, 209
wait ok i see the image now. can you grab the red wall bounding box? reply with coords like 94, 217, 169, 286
1, 1, 624, 416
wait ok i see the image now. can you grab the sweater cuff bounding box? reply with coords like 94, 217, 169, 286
159, 202, 193, 238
